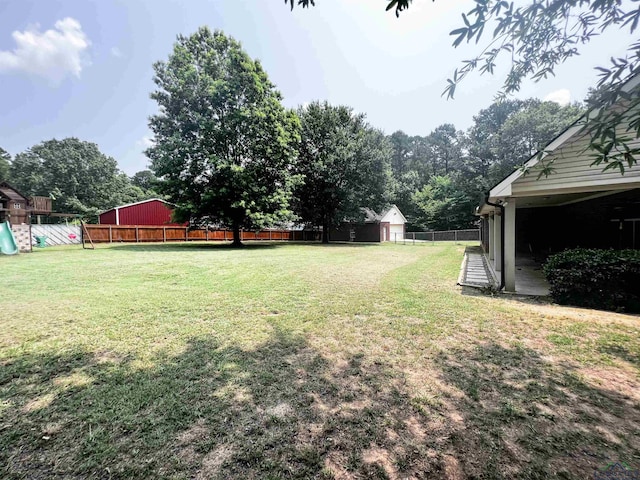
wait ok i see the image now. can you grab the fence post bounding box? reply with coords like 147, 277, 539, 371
163, 227, 166, 243
241, 229, 243, 242
185, 227, 188, 242
269, 230, 272, 241
205, 227, 209, 242
135, 226, 139, 243
413, 232, 415, 245
455, 230, 458, 244
432, 231, 435, 243
109, 225, 112, 243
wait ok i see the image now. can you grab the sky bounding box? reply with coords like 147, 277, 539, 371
0, 0, 633, 175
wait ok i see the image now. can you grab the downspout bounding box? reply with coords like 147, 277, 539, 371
484, 193, 505, 290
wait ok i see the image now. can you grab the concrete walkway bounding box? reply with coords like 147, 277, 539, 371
458, 246, 496, 288
459, 247, 550, 296
493, 264, 550, 296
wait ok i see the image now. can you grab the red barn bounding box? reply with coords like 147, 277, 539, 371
99, 199, 182, 226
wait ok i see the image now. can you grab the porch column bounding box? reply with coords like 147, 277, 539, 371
493, 210, 502, 271
504, 199, 517, 292
488, 214, 494, 260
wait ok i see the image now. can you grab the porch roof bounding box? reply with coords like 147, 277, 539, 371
478, 71, 640, 215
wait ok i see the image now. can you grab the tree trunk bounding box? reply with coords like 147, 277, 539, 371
232, 221, 243, 247
322, 219, 329, 244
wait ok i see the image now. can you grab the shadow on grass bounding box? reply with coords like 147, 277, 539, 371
2, 334, 639, 479
104, 242, 284, 252
100, 241, 381, 253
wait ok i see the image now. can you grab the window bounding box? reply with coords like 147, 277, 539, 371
13, 203, 21, 209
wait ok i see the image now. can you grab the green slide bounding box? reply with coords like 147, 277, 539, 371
0, 221, 19, 255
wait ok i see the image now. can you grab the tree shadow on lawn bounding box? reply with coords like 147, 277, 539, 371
2, 333, 639, 479
104, 241, 381, 253
105, 242, 283, 253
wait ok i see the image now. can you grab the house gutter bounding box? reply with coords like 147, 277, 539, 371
484, 193, 505, 290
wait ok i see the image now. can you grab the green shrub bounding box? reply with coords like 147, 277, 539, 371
543, 248, 640, 313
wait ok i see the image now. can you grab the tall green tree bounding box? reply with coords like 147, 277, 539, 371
389, 130, 413, 178
293, 101, 392, 243
413, 175, 474, 231
131, 170, 160, 198
492, 100, 584, 181
463, 99, 526, 180
147, 27, 300, 246
10, 138, 143, 217
425, 124, 463, 176
0, 147, 11, 182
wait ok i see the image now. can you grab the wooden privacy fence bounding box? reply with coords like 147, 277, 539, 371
83, 225, 322, 243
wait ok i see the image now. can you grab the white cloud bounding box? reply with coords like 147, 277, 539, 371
0, 18, 90, 84
110, 46, 123, 58
544, 89, 571, 106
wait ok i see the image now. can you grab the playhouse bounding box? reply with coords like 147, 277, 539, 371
0, 181, 53, 254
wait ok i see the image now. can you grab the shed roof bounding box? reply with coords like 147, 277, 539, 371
99, 198, 174, 215
358, 205, 406, 224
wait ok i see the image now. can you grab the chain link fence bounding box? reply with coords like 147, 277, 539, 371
397, 229, 480, 244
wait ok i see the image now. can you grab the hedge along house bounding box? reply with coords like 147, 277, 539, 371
99, 199, 184, 226
477, 73, 640, 293
329, 205, 407, 242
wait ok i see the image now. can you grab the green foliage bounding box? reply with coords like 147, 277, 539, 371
464, 100, 525, 180
9, 138, 145, 218
491, 100, 584, 183
425, 124, 462, 176
293, 101, 392, 242
385, 99, 580, 231
412, 175, 474, 231
147, 27, 300, 245
0, 147, 10, 182
131, 170, 160, 197
543, 248, 640, 313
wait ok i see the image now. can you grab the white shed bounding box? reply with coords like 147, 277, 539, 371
380, 205, 407, 241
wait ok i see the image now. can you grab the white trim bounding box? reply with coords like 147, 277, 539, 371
489, 122, 586, 198
115, 208, 120, 226
556, 189, 631, 206
379, 204, 407, 223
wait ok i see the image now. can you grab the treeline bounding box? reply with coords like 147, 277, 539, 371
0, 27, 584, 234
0, 98, 582, 228
390, 98, 583, 230
0, 138, 159, 218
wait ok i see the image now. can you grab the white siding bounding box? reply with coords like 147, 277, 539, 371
512, 125, 640, 196
380, 206, 406, 224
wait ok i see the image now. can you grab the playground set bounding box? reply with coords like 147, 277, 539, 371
0, 181, 53, 255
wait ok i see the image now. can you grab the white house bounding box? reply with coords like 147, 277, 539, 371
477, 72, 640, 292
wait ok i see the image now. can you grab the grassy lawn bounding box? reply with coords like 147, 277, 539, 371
1, 241, 639, 479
